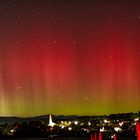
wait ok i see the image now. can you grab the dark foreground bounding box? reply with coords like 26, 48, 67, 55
0, 137, 137, 140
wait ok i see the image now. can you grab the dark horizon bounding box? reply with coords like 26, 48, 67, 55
0, 111, 139, 118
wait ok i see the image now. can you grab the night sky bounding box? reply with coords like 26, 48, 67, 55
0, 0, 140, 116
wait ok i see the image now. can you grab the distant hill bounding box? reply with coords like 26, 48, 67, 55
0, 115, 79, 124
0, 112, 138, 124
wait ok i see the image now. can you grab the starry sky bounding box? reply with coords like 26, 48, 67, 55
0, 0, 140, 117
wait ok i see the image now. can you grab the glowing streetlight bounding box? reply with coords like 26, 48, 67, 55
68, 127, 72, 131
88, 122, 91, 126
74, 121, 78, 125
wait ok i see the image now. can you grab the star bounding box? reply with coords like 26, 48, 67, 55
53, 40, 57, 44
98, 46, 102, 49
16, 86, 23, 90
29, 57, 33, 61
83, 96, 93, 103
15, 41, 20, 44
72, 40, 77, 45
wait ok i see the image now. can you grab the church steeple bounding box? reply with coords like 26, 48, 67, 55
48, 114, 55, 127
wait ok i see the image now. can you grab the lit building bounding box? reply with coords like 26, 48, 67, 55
48, 114, 56, 127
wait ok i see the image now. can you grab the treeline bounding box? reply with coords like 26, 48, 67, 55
0, 120, 88, 138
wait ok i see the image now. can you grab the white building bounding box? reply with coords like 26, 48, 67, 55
48, 114, 56, 127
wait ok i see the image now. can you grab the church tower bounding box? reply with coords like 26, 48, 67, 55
48, 114, 55, 127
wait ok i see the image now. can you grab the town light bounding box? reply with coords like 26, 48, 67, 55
114, 127, 122, 132
74, 121, 78, 125
88, 122, 91, 126
68, 127, 72, 131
